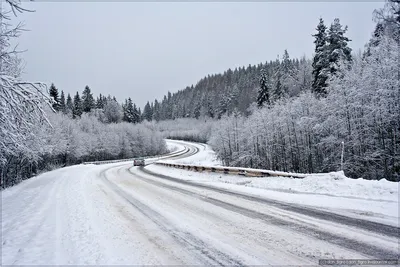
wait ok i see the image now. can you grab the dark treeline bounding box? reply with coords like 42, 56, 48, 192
49, 85, 144, 124
140, 52, 312, 121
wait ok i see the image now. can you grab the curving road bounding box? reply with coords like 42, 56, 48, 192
2, 140, 399, 265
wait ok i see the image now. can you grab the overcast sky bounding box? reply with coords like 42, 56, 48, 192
13, 1, 383, 108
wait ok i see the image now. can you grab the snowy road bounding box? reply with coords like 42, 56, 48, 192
2, 141, 399, 265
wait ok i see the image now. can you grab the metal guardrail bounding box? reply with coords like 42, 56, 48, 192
82, 146, 189, 165
154, 162, 306, 179
82, 142, 305, 179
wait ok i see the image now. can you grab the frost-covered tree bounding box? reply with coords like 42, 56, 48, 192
257, 68, 271, 107
280, 49, 298, 96
133, 104, 140, 123
59, 90, 66, 114
66, 93, 73, 115
103, 98, 122, 123
49, 83, 60, 111
374, 0, 400, 32
142, 101, 153, 121
297, 56, 313, 93
122, 98, 135, 123
81, 85, 95, 113
363, 23, 385, 58
206, 95, 215, 118
0, 0, 53, 186
312, 18, 329, 97
72, 92, 82, 119
96, 93, 106, 109
273, 72, 284, 101
0, 0, 51, 168
153, 99, 161, 121
326, 18, 352, 76
217, 95, 229, 119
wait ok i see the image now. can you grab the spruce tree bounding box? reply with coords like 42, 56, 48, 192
153, 100, 161, 121
66, 93, 73, 114
72, 92, 83, 119
96, 93, 106, 109
206, 96, 214, 118
122, 98, 135, 123
82, 85, 95, 113
142, 101, 153, 121
49, 83, 60, 111
194, 101, 201, 119
312, 18, 329, 97
274, 74, 283, 101
138, 107, 142, 122
363, 23, 385, 59
133, 104, 140, 123
280, 49, 297, 96
59, 90, 66, 114
257, 68, 271, 107
217, 96, 229, 119
326, 18, 352, 76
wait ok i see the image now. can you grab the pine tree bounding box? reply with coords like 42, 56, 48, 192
153, 99, 161, 121
280, 49, 298, 96
312, 18, 329, 97
363, 23, 385, 59
122, 98, 135, 123
138, 107, 142, 122
206, 95, 214, 118
257, 68, 271, 107
122, 99, 128, 122
142, 101, 153, 121
217, 96, 229, 119
326, 18, 352, 76
49, 83, 60, 111
66, 93, 73, 115
59, 90, 66, 114
194, 101, 201, 119
274, 73, 284, 101
82, 85, 95, 113
133, 104, 140, 123
72, 92, 83, 119
96, 94, 105, 109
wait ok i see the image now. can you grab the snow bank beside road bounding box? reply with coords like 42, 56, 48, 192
147, 165, 398, 202
250, 171, 398, 202
152, 140, 398, 226
161, 141, 398, 202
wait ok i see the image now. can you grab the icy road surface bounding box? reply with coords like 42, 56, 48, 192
2, 140, 399, 265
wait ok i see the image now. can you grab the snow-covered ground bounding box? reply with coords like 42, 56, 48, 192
2, 140, 398, 265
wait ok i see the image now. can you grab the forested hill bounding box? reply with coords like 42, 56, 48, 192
143, 51, 312, 121
142, 17, 352, 121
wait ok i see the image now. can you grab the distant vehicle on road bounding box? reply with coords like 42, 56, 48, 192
133, 159, 145, 166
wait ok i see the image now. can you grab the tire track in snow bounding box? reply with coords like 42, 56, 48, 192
138, 166, 399, 239
135, 167, 399, 259
100, 166, 244, 266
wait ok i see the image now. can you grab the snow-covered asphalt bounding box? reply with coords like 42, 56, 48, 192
2, 141, 399, 265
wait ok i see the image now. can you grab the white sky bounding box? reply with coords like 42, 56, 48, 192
12, 1, 384, 108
